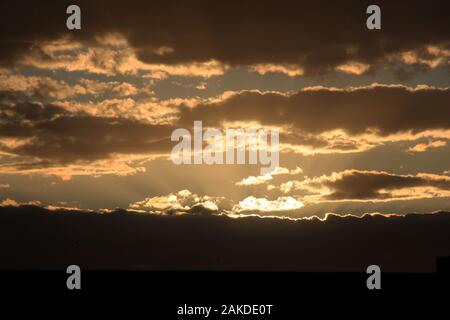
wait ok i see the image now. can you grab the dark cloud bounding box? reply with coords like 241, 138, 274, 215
315, 170, 450, 200
0, 98, 68, 138
1, 204, 450, 272
0, 96, 175, 163
0, 1, 449, 74
3, 101, 67, 122
178, 85, 450, 135
2, 84, 450, 165
9, 116, 173, 163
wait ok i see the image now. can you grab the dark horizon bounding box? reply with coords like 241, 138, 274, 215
2, 204, 450, 272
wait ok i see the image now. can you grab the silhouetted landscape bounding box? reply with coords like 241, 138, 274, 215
2, 205, 450, 272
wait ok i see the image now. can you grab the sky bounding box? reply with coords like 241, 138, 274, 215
1, 0, 450, 222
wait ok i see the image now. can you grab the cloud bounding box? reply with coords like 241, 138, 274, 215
233, 196, 304, 212
178, 84, 450, 136
14, 36, 229, 78
278, 170, 450, 202
1, 2, 449, 76
0, 156, 148, 180
129, 190, 306, 215
335, 62, 370, 75
236, 166, 302, 186
250, 64, 304, 77
408, 140, 447, 153
56, 97, 185, 124
0, 75, 143, 101
0, 94, 179, 177
395, 45, 450, 69
0, 198, 18, 206
77, 79, 140, 97
0, 198, 41, 206
129, 189, 232, 214
0, 75, 88, 99
2, 83, 450, 176
0, 98, 175, 159
169, 84, 450, 156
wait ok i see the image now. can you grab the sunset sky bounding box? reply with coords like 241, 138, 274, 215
1, 0, 450, 222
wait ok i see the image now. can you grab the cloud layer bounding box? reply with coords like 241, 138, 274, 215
277, 170, 450, 202
1, 1, 449, 76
